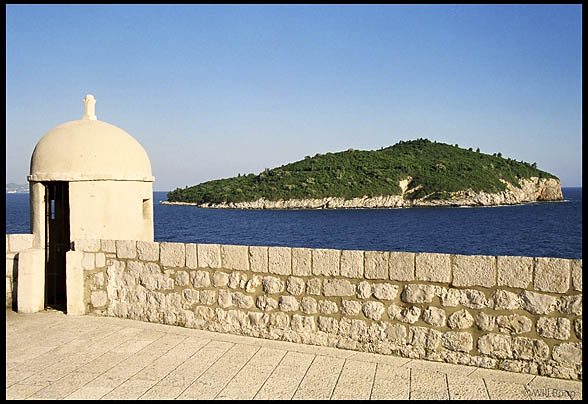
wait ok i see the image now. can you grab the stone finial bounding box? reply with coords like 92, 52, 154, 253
82, 94, 97, 120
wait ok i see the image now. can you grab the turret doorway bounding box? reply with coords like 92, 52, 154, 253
44, 181, 70, 310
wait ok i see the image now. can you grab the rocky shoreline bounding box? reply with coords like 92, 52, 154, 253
161, 177, 563, 209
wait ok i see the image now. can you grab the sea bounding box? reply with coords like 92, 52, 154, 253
5, 188, 582, 259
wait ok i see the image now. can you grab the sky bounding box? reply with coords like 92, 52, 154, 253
5, 4, 582, 191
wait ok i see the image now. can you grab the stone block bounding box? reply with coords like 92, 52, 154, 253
317, 316, 339, 334
7, 234, 34, 253
447, 309, 474, 329
362, 301, 385, 320
318, 300, 338, 314
552, 343, 582, 365
571, 260, 582, 291
198, 244, 221, 268
496, 314, 533, 335
475, 312, 495, 331
137, 241, 159, 261
17, 248, 45, 313
160, 242, 185, 267
232, 292, 254, 309
262, 276, 284, 294
300, 296, 318, 314
452, 254, 495, 287
116, 240, 136, 259
341, 299, 362, 316
497, 255, 533, 289
249, 246, 268, 273
340, 249, 364, 278
81, 253, 95, 270
556, 295, 582, 315
174, 271, 190, 286
256, 295, 278, 311
292, 248, 311, 276
286, 277, 305, 295
372, 283, 398, 300
95, 253, 106, 268
408, 326, 442, 351
323, 279, 355, 297
460, 289, 490, 309
312, 248, 340, 276
356, 281, 372, 299
191, 271, 211, 288
364, 251, 388, 279
199, 290, 216, 305
221, 245, 249, 271
389, 305, 421, 324
182, 289, 200, 304
512, 337, 549, 360
91, 290, 108, 307
442, 332, 473, 353
491, 289, 521, 310
268, 246, 291, 275
415, 253, 451, 283
65, 250, 85, 315
389, 251, 415, 281
185, 244, 198, 269
422, 307, 446, 327
101, 239, 116, 253
440, 288, 462, 307
534, 257, 570, 293
520, 290, 557, 315
536, 317, 571, 340
574, 319, 582, 339
212, 271, 229, 287
227, 270, 243, 289
401, 284, 437, 304
385, 323, 407, 344
306, 279, 321, 295
477, 333, 513, 359
73, 238, 99, 252
218, 290, 233, 308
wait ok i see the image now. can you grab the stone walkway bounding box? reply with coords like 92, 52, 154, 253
5, 310, 582, 400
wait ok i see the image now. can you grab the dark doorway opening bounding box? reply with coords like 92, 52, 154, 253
44, 181, 70, 311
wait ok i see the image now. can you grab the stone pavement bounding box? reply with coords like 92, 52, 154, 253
5, 310, 582, 400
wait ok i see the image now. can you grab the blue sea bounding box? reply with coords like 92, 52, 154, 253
5, 188, 582, 259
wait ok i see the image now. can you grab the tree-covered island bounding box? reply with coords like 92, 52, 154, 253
166, 139, 563, 209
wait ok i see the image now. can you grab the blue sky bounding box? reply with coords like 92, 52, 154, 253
6, 4, 582, 190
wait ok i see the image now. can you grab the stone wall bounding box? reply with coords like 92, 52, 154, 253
73, 239, 582, 380
5, 234, 34, 308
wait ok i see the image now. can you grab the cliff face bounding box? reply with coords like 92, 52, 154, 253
163, 177, 563, 209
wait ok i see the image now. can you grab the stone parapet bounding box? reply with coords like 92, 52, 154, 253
71, 238, 583, 380
6, 234, 35, 308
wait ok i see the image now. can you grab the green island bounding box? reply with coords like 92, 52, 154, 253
166, 138, 559, 206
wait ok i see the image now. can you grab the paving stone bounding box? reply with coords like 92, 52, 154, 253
292, 355, 345, 400
253, 351, 315, 400
370, 364, 410, 400
5, 383, 48, 400
447, 373, 490, 399
410, 368, 449, 400
157, 340, 234, 387
216, 347, 287, 400
330, 359, 376, 400
137, 385, 186, 400
177, 344, 259, 399
484, 379, 532, 400
28, 371, 98, 399
101, 379, 159, 400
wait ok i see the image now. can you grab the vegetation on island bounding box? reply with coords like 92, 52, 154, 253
167, 139, 558, 204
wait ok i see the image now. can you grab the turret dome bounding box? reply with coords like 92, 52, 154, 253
29, 95, 153, 182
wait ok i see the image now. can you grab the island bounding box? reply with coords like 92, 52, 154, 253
164, 139, 564, 209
